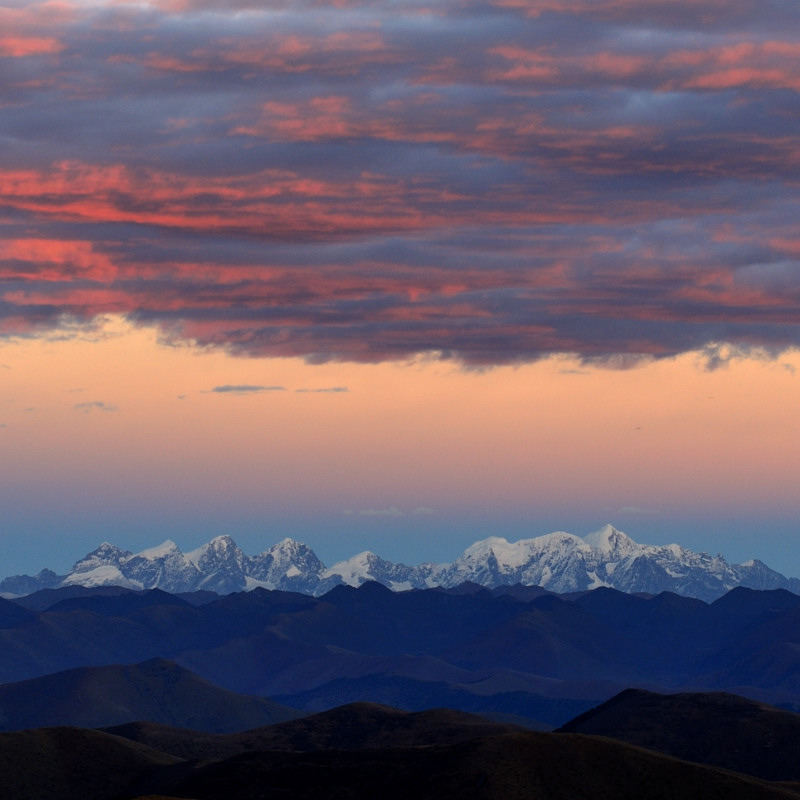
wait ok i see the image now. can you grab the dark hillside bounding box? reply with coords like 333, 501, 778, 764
107, 703, 523, 761
161, 730, 800, 800
0, 658, 297, 733
559, 688, 800, 781
0, 726, 180, 800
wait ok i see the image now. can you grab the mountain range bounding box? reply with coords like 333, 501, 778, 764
2, 524, 799, 602
5, 580, 800, 797
5, 578, 800, 727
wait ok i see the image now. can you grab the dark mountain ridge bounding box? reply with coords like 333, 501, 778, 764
559, 688, 800, 782
3, 582, 800, 728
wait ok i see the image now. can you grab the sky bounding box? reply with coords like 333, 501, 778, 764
1, 0, 799, 578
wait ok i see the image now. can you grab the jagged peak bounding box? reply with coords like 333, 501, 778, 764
71, 541, 132, 571
185, 535, 244, 569
273, 536, 305, 549
264, 538, 316, 558
88, 541, 127, 556
208, 534, 238, 548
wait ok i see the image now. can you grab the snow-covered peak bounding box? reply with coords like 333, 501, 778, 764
460, 536, 529, 567
186, 535, 241, 566
71, 542, 132, 573
584, 524, 618, 551
465, 532, 584, 564
264, 538, 307, 557
258, 538, 321, 570
461, 536, 511, 556
324, 550, 425, 590
197, 536, 243, 563
583, 525, 640, 557
247, 537, 328, 592
208, 535, 239, 551
532, 530, 586, 551
136, 540, 180, 559
329, 550, 376, 568
326, 551, 380, 584
63, 564, 141, 590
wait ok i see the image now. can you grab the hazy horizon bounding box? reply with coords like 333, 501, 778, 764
4, 515, 800, 583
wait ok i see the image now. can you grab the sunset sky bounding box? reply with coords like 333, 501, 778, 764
1, 0, 799, 578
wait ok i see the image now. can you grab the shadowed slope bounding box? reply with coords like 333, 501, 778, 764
559, 688, 800, 781
159, 730, 800, 800
7, 702, 800, 800
106, 703, 524, 761
0, 658, 298, 733
0, 726, 180, 800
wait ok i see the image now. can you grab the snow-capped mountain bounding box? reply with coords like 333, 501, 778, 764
2, 525, 799, 602
434, 524, 795, 600
185, 535, 250, 594
30, 535, 340, 597
323, 551, 441, 592
248, 538, 340, 595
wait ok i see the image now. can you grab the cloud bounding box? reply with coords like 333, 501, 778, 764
73, 401, 119, 413
341, 505, 433, 516
0, 0, 799, 365
343, 507, 405, 517
696, 342, 780, 371
295, 386, 349, 393
208, 385, 286, 394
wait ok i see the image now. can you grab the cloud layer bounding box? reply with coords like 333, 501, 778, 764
1, 0, 798, 364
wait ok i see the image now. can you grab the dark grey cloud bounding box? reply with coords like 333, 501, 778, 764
73, 401, 118, 413
208, 385, 286, 393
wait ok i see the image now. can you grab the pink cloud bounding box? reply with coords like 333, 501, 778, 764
0, 36, 64, 57
0, 239, 117, 281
